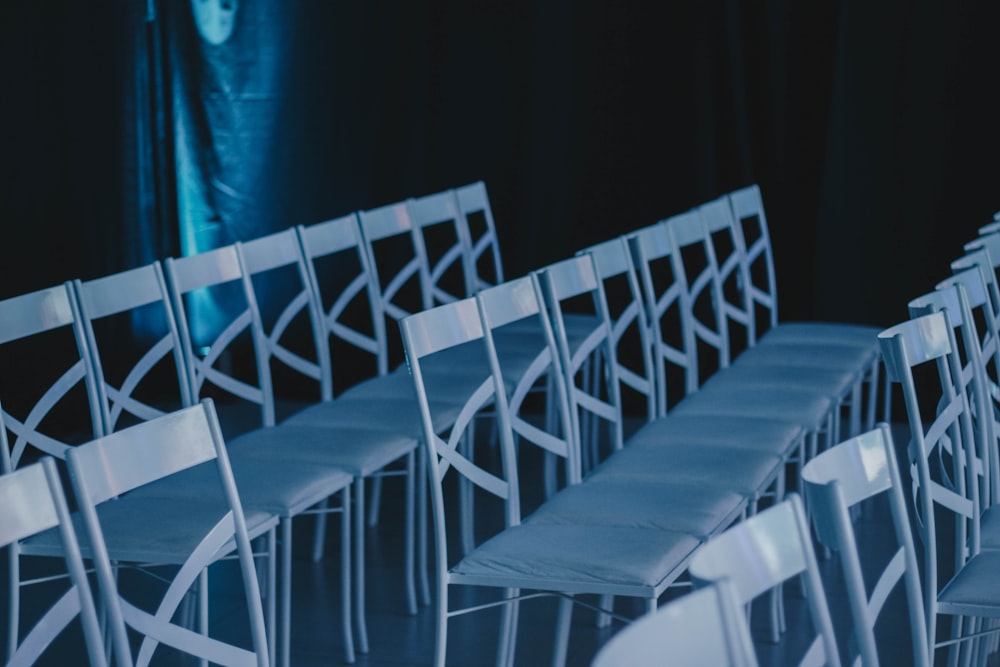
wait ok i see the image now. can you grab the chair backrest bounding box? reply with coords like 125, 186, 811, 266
590, 579, 758, 667
577, 236, 657, 427
296, 213, 387, 388
0, 456, 107, 666
65, 400, 270, 667
801, 424, 930, 667
400, 298, 518, 577
878, 311, 981, 640
73, 262, 192, 434
699, 194, 758, 356
478, 276, 578, 493
407, 189, 474, 305
238, 228, 329, 420
727, 184, 781, 337
165, 244, 273, 435
454, 180, 505, 292
911, 268, 999, 509
628, 217, 699, 415
664, 206, 732, 381
535, 255, 623, 470
688, 494, 841, 667
0, 283, 102, 468
951, 249, 1000, 504
358, 201, 433, 371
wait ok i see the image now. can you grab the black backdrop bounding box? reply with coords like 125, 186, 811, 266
2, 1, 999, 328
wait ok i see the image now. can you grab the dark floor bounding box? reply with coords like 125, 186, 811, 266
5, 422, 999, 666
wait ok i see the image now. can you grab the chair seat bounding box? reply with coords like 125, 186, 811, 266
937, 548, 1000, 617
757, 322, 881, 349
733, 340, 875, 372
704, 362, 859, 401
132, 457, 354, 519
527, 477, 745, 539
451, 522, 701, 596
23, 496, 278, 565
228, 421, 417, 478
587, 440, 783, 498
284, 392, 459, 440
336, 364, 480, 407
672, 378, 834, 430
628, 413, 804, 460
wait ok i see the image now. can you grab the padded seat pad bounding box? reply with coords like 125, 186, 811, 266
528, 478, 745, 539
452, 522, 700, 595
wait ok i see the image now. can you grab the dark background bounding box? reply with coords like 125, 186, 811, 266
2, 1, 998, 328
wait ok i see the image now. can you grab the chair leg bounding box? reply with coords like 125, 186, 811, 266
418, 448, 431, 607
405, 451, 417, 616
340, 490, 356, 664
311, 498, 329, 563
433, 578, 448, 667
353, 479, 370, 654
551, 595, 574, 667
266, 528, 277, 667
595, 595, 613, 628
200, 569, 211, 667
368, 475, 383, 527
496, 588, 519, 667
7, 550, 19, 663
280, 518, 293, 667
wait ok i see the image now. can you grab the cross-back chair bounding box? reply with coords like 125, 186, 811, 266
402, 296, 705, 667
163, 236, 358, 664
590, 580, 759, 667
689, 494, 842, 667
0, 282, 104, 660
878, 311, 1000, 665
801, 423, 930, 667
65, 399, 272, 666
0, 454, 107, 666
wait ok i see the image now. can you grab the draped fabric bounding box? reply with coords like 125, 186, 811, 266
2, 1, 999, 330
